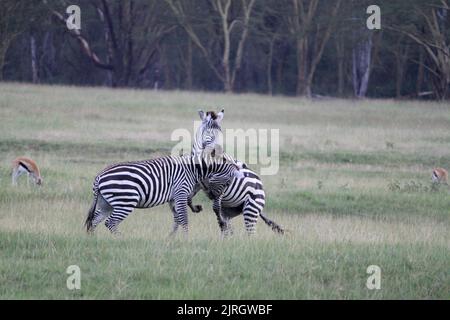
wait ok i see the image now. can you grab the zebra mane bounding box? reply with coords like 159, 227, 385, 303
206, 111, 218, 120
203, 116, 222, 131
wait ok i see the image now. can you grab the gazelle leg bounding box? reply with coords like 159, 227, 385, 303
12, 167, 25, 186
12, 168, 18, 186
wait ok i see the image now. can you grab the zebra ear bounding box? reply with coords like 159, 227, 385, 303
198, 110, 206, 121
216, 109, 224, 123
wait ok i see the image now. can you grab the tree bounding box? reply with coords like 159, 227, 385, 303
388, 0, 450, 99
48, 0, 174, 87
283, 0, 342, 97
0, 0, 46, 80
166, 0, 256, 92
352, 30, 373, 98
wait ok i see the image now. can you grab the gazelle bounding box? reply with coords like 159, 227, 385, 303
12, 157, 43, 186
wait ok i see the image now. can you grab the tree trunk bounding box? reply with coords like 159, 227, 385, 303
124, 1, 134, 86
185, 38, 193, 90
223, 61, 232, 93
416, 48, 424, 97
352, 33, 372, 98
101, 0, 124, 87
30, 33, 39, 84
42, 31, 56, 81
0, 47, 7, 81
395, 64, 404, 98
336, 38, 345, 97
296, 38, 308, 96
275, 52, 284, 94
267, 37, 275, 95
95, 6, 113, 86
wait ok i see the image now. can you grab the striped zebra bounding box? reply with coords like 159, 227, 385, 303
189, 109, 284, 235
192, 109, 224, 155
85, 153, 243, 235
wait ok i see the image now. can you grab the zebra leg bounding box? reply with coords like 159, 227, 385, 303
86, 193, 112, 233
168, 200, 179, 235
242, 202, 260, 235
221, 208, 237, 236
89, 210, 108, 232
169, 194, 189, 235
212, 196, 228, 235
187, 183, 203, 213
104, 206, 134, 235
222, 216, 233, 237
88, 195, 112, 233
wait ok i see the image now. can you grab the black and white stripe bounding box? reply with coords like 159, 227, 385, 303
85, 154, 242, 235
192, 109, 224, 155
189, 111, 284, 235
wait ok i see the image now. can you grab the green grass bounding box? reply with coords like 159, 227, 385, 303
0, 83, 449, 299
0, 231, 448, 299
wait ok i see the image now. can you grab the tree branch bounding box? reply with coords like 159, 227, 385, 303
50, 9, 113, 70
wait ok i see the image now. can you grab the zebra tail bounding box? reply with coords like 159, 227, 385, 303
259, 212, 285, 235
85, 184, 99, 233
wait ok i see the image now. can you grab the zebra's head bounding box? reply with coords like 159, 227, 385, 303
192, 109, 224, 156
201, 149, 244, 199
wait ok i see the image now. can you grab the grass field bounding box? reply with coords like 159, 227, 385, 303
0, 83, 449, 299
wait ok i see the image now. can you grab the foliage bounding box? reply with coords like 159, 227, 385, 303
1, 0, 449, 98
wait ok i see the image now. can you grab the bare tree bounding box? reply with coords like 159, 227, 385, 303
391, 37, 410, 98
335, 35, 346, 97
0, 1, 45, 80
50, 8, 113, 70
389, 1, 450, 99
166, 0, 256, 92
352, 30, 372, 98
49, 0, 174, 87
30, 32, 39, 83
286, 0, 342, 97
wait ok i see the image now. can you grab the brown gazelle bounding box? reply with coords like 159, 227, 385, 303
12, 157, 43, 186
432, 168, 448, 185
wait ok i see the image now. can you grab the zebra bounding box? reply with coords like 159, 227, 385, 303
192, 109, 224, 156
188, 109, 284, 235
85, 153, 244, 235
185, 109, 224, 214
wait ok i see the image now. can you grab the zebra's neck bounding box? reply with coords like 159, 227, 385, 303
192, 127, 204, 156
182, 155, 226, 182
